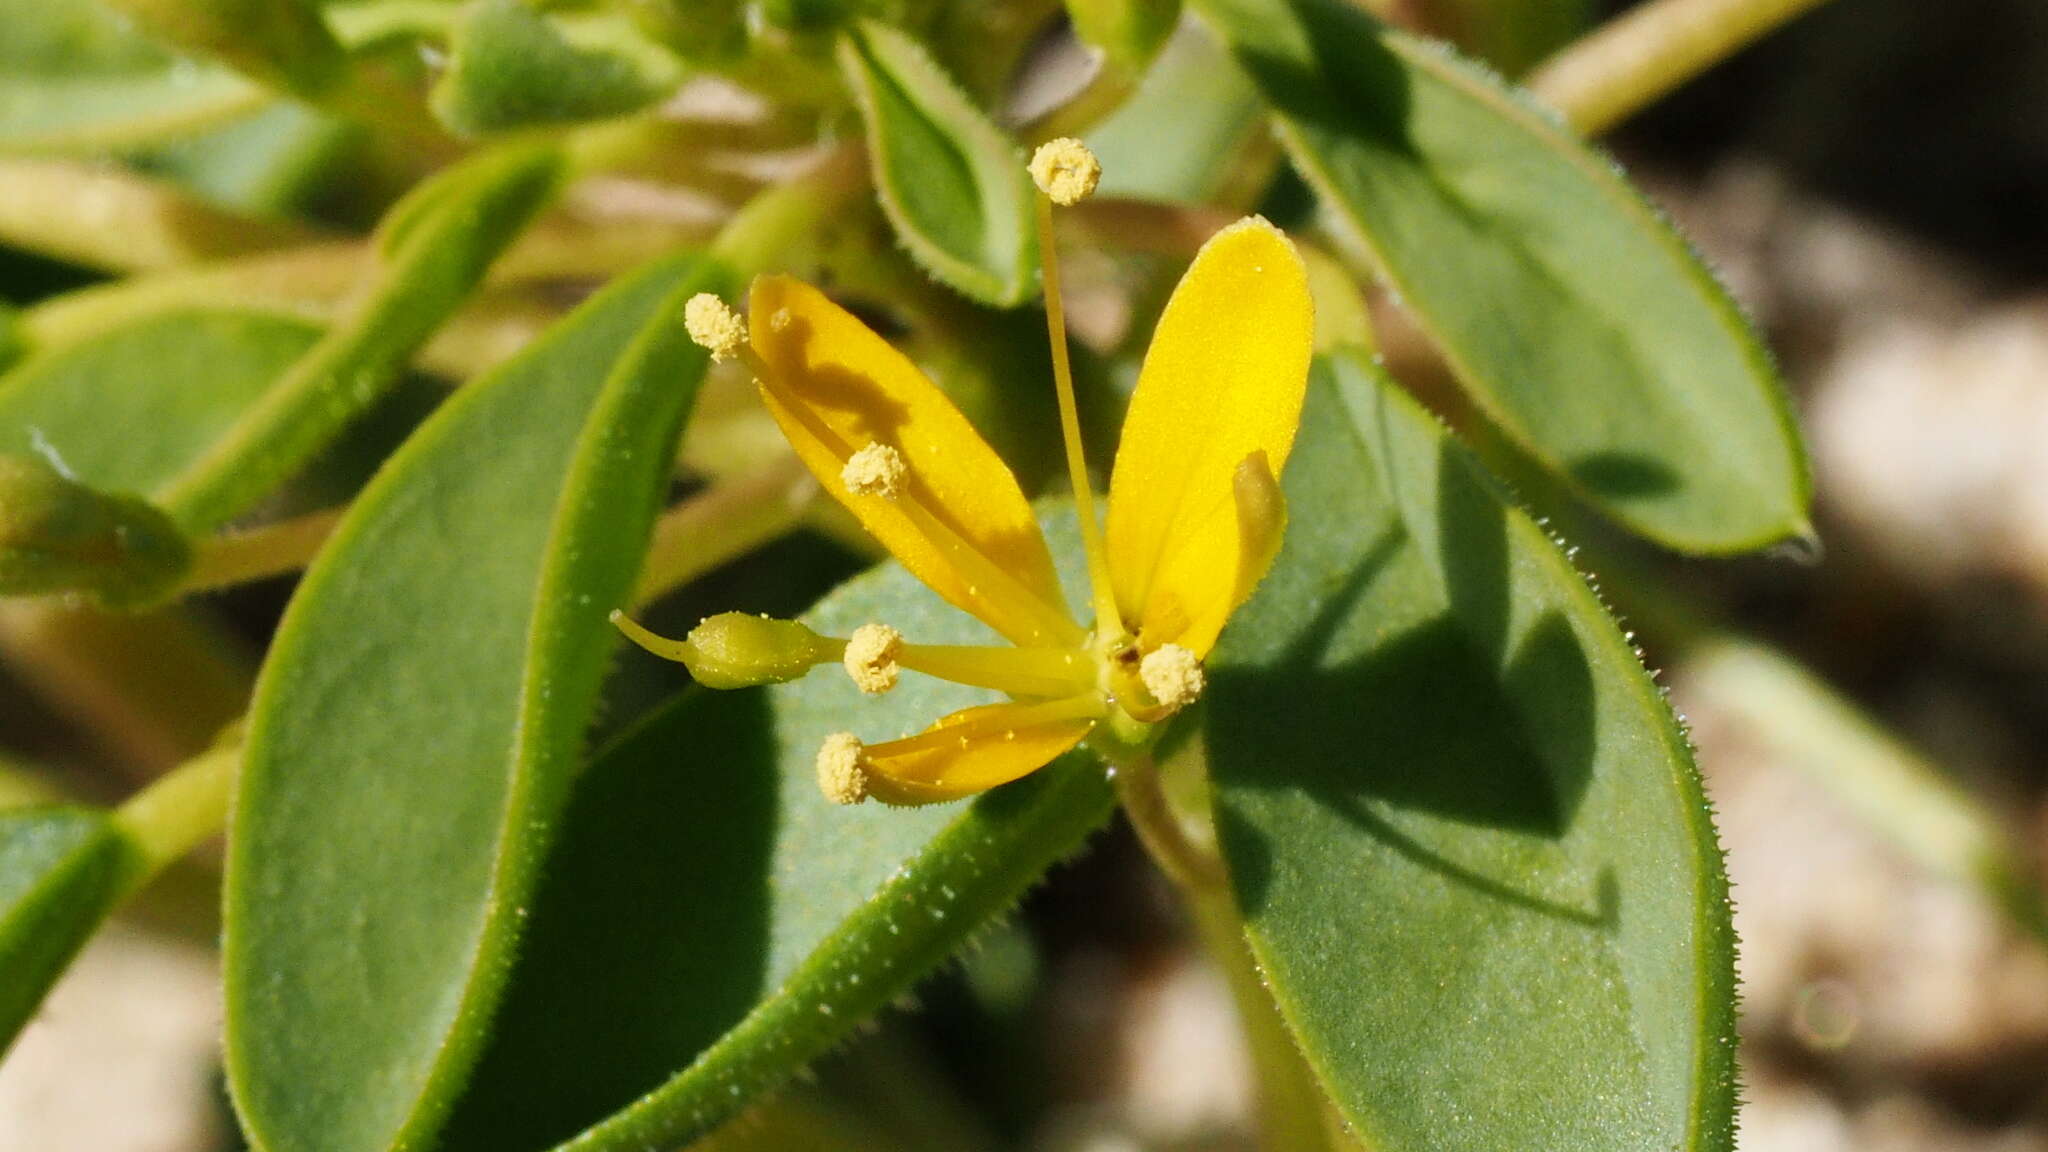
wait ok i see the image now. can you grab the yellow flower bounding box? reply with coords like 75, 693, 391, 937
621, 139, 1312, 806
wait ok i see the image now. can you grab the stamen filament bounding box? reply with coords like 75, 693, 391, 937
869, 693, 1108, 762
897, 642, 1097, 698
1035, 192, 1123, 639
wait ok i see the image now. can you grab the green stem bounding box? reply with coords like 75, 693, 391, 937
1526, 0, 1836, 136
111, 742, 238, 894
707, 146, 866, 281
633, 462, 819, 606
1115, 749, 1344, 1150
180, 507, 346, 595
0, 600, 250, 774
0, 159, 327, 275
1680, 636, 2048, 945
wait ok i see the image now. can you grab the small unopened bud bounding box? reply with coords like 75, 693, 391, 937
0, 454, 190, 606
1029, 138, 1101, 206
816, 732, 869, 805
841, 442, 906, 498
1139, 644, 1204, 713
683, 293, 748, 361
842, 622, 903, 694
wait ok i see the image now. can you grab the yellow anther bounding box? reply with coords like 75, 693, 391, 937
1139, 643, 1204, 713
683, 293, 747, 361
843, 622, 903, 694
816, 732, 870, 805
1029, 138, 1101, 206
841, 442, 907, 498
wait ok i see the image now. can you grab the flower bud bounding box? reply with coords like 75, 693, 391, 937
0, 454, 191, 606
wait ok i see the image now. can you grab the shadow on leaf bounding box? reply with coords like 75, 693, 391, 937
439, 689, 778, 1152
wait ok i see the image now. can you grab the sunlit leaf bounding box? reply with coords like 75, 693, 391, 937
1209, 351, 1736, 1152
1196, 0, 1810, 552
223, 253, 723, 1152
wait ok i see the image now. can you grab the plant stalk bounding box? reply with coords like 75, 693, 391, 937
1527, 0, 1837, 136
1115, 750, 1345, 1149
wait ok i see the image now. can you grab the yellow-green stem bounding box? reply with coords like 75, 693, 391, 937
1034, 195, 1123, 635
634, 463, 819, 606
110, 741, 238, 895
1527, 0, 1837, 136
1116, 748, 1346, 1149
181, 507, 346, 596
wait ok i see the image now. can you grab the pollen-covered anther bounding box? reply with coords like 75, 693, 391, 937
1028, 138, 1101, 206
841, 442, 906, 499
816, 732, 870, 805
843, 622, 903, 694
1139, 643, 1205, 712
682, 293, 747, 361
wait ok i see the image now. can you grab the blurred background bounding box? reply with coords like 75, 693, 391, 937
5, 0, 2048, 1148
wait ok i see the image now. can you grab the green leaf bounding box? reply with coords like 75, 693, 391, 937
0, 309, 320, 497
839, 19, 1038, 308
139, 102, 364, 218
1208, 351, 1736, 1151
0, 807, 132, 1054
93, 0, 347, 101
1063, 0, 1181, 72
431, 0, 685, 136
1195, 0, 1809, 553
223, 253, 723, 1152
1088, 21, 1266, 206
0, 0, 265, 151
1425, 0, 1590, 76
437, 513, 1115, 1152
155, 142, 563, 533
0, 453, 190, 605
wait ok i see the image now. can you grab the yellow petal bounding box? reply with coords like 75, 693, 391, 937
749, 276, 1081, 647
1106, 217, 1312, 656
860, 696, 1099, 806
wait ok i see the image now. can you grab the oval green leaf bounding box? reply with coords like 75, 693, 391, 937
0, 0, 263, 151
223, 253, 724, 1152
431, 0, 685, 137
1208, 351, 1736, 1151
0, 807, 131, 1054
0, 309, 320, 498
436, 512, 1115, 1152
156, 143, 563, 533
1195, 0, 1809, 553
839, 19, 1038, 308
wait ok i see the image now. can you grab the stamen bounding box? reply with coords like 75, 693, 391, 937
895, 642, 1097, 698
1028, 138, 1101, 207
843, 622, 903, 694
1139, 644, 1204, 712
1029, 139, 1122, 637
841, 442, 906, 498
683, 293, 748, 361
816, 732, 870, 805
